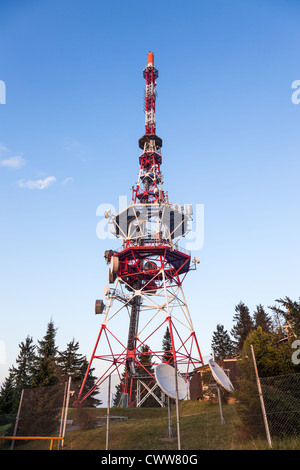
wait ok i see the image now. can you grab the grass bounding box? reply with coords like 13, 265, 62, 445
4, 400, 300, 451
60, 401, 267, 451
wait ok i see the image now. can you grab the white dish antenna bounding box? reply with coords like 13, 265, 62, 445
154, 363, 188, 400
208, 359, 234, 393
103, 285, 110, 296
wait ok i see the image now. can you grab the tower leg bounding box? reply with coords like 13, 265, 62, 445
76, 269, 203, 407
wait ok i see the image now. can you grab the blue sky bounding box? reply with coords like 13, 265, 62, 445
1, 0, 300, 387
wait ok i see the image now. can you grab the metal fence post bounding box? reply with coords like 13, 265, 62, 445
61, 376, 72, 449
10, 389, 24, 450
250, 344, 272, 448
174, 360, 181, 450
106, 375, 111, 450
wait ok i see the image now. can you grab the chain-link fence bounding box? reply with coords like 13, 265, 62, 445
260, 372, 300, 440
0, 381, 71, 449
2, 370, 300, 450
16, 383, 65, 438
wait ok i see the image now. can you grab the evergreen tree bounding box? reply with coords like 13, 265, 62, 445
15, 321, 63, 436
112, 367, 127, 407
31, 320, 60, 387
253, 304, 273, 333
161, 326, 174, 364
136, 344, 154, 375
0, 370, 18, 416
10, 336, 36, 394
231, 301, 254, 352
113, 345, 158, 407
1, 336, 37, 421
211, 324, 235, 360
57, 338, 83, 382
76, 356, 102, 407
234, 326, 298, 437
270, 296, 300, 337
136, 344, 159, 407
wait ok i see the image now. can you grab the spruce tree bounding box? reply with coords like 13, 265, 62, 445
17, 321, 63, 436
0, 370, 18, 417
75, 356, 102, 407
253, 304, 273, 333
234, 326, 299, 437
136, 344, 159, 407
112, 368, 127, 407
31, 319, 60, 387
57, 339, 83, 381
211, 324, 235, 360
161, 326, 174, 364
136, 344, 154, 375
11, 336, 36, 393
270, 296, 300, 337
231, 301, 254, 352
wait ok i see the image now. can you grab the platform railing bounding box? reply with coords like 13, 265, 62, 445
0, 435, 63, 450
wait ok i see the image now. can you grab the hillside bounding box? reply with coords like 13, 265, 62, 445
5, 400, 300, 451
4, 401, 261, 451
65, 401, 243, 450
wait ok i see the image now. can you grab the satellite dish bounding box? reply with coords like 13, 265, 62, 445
103, 285, 110, 296
95, 299, 105, 315
110, 256, 119, 273
208, 359, 234, 393
154, 363, 188, 400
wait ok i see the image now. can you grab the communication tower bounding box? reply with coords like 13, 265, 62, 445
77, 52, 204, 407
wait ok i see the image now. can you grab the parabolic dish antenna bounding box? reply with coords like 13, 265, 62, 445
154, 363, 188, 400
208, 359, 234, 393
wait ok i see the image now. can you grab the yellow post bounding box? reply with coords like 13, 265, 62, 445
0, 436, 63, 450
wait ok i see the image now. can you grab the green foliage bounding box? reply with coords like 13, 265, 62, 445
31, 320, 60, 388
211, 324, 235, 360
230, 301, 254, 352
261, 374, 300, 437
10, 336, 36, 392
113, 327, 176, 408
19, 384, 65, 436
58, 339, 101, 407
161, 326, 174, 364
270, 296, 300, 338
233, 327, 299, 437
0, 319, 101, 419
0, 372, 18, 415
253, 304, 273, 333
243, 327, 297, 377
75, 405, 99, 431
112, 368, 126, 407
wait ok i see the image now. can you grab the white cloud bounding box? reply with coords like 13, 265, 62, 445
63, 138, 82, 152
18, 176, 56, 190
1, 155, 25, 169
61, 176, 74, 185
0, 143, 10, 154
63, 137, 89, 163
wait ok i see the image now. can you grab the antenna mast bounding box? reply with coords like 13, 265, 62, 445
76, 52, 204, 407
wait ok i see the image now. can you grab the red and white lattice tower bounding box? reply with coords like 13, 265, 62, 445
77, 52, 204, 407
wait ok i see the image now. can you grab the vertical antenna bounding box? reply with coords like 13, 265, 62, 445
144, 51, 158, 135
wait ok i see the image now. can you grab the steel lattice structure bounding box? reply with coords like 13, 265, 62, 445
76, 52, 204, 407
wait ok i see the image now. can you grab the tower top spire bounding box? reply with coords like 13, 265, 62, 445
138, 52, 162, 150
147, 51, 154, 66
133, 52, 164, 204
